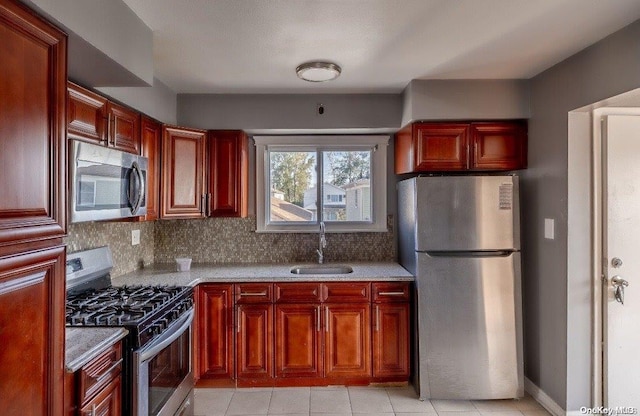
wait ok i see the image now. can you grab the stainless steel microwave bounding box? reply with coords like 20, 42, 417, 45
70, 140, 148, 223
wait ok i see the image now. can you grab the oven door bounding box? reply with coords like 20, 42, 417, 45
134, 309, 194, 416
70, 140, 147, 223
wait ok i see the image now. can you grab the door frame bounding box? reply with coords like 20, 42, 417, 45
591, 107, 640, 406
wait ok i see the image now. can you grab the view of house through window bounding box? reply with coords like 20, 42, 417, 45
269, 150, 372, 223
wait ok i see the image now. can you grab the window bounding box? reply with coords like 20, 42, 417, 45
255, 135, 389, 232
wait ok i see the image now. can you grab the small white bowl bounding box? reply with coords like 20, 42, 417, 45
175, 258, 192, 272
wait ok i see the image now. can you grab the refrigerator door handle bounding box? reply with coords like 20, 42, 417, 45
425, 250, 514, 258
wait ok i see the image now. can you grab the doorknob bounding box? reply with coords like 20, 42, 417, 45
612, 275, 629, 305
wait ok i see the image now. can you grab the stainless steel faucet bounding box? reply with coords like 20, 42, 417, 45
317, 221, 327, 264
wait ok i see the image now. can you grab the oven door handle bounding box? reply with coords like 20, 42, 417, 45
138, 308, 194, 363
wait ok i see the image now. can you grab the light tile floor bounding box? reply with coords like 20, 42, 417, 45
193, 386, 552, 416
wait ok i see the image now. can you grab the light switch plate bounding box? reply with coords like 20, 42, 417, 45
544, 218, 555, 240
131, 229, 141, 246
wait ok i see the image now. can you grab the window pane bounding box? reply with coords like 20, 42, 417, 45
323, 151, 371, 222
269, 151, 316, 222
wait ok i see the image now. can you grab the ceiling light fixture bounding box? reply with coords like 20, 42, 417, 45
296, 61, 342, 82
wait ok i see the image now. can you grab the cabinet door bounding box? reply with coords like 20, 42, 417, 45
0, 1, 67, 248
413, 123, 469, 171
161, 126, 206, 219
107, 102, 141, 154
208, 130, 248, 217
140, 117, 162, 221
196, 284, 234, 379
67, 82, 107, 145
275, 304, 322, 378
323, 304, 371, 378
471, 122, 527, 170
373, 303, 410, 378
0, 245, 66, 416
79, 377, 121, 416
236, 304, 273, 380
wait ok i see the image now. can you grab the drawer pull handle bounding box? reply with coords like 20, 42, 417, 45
90, 358, 122, 386
239, 291, 268, 297
378, 291, 405, 296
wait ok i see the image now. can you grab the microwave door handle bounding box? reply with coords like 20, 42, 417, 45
128, 161, 144, 215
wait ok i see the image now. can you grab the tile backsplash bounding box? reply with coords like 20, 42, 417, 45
154, 216, 396, 264
65, 216, 396, 277
65, 221, 155, 278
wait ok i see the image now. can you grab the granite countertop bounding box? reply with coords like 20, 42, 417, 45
112, 262, 414, 287
65, 327, 129, 373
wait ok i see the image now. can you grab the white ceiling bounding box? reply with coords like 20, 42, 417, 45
122, 0, 640, 94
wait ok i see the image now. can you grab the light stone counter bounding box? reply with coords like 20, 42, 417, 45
112, 262, 414, 287
65, 327, 128, 372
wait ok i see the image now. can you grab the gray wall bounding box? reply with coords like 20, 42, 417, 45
98, 78, 178, 125
21, 0, 153, 87
523, 19, 640, 410
401, 79, 530, 125
177, 94, 403, 132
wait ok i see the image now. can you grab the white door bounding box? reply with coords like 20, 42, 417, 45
603, 114, 640, 407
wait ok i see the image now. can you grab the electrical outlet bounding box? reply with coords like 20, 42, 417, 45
131, 229, 141, 246
544, 218, 555, 240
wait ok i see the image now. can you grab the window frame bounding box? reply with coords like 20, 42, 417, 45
254, 135, 389, 233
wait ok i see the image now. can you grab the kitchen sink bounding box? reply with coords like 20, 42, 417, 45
290, 265, 354, 275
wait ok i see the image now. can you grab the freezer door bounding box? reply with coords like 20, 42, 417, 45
414, 176, 520, 251
414, 252, 523, 400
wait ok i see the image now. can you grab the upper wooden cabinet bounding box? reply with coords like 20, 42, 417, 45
207, 130, 249, 217
471, 122, 527, 170
140, 117, 162, 221
161, 126, 207, 219
0, 0, 67, 250
106, 102, 141, 154
67, 82, 141, 154
395, 121, 527, 173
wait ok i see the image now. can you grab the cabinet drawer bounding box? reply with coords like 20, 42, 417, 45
275, 283, 322, 303
323, 282, 370, 303
372, 282, 410, 302
236, 283, 273, 303
79, 342, 122, 406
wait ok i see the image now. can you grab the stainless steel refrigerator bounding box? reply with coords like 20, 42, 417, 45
398, 175, 523, 400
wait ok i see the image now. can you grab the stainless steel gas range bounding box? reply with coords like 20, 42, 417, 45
66, 247, 194, 416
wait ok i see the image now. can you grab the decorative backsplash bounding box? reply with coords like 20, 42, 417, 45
65, 216, 396, 277
153, 216, 396, 264
64, 221, 155, 278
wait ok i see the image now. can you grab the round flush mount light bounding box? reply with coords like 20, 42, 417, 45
296, 61, 342, 82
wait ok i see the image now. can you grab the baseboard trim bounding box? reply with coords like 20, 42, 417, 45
524, 377, 566, 416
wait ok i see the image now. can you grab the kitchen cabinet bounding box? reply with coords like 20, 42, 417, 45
274, 282, 371, 382
207, 130, 249, 217
64, 341, 123, 416
195, 284, 234, 383
0, 1, 66, 414
0, 245, 66, 416
471, 122, 527, 170
161, 126, 207, 219
67, 83, 141, 155
372, 282, 410, 379
235, 284, 274, 382
0, 0, 67, 250
140, 117, 162, 221
395, 121, 527, 173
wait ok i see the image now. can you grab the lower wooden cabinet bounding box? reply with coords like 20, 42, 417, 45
324, 303, 371, 379
0, 245, 66, 416
194, 284, 234, 382
236, 303, 273, 381
65, 341, 123, 416
372, 282, 411, 379
275, 304, 322, 379
195, 281, 410, 387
